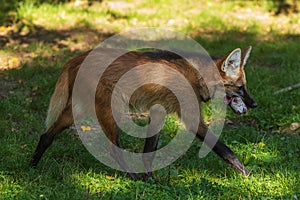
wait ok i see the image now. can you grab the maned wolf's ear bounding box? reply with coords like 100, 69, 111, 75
221, 48, 241, 76
242, 46, 252, 66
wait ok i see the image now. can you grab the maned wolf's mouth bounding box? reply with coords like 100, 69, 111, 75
224, 95, 248, 115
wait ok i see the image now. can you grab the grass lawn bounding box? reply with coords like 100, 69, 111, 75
0, 0, 300, 199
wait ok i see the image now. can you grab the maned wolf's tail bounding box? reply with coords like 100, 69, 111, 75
45, 71, 69, 129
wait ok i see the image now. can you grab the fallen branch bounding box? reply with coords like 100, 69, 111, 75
274, 82, 300, 94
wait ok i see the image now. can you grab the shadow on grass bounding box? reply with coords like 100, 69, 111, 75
0, 23, 113, 49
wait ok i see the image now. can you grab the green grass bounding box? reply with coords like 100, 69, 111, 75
1, 0, 300, 199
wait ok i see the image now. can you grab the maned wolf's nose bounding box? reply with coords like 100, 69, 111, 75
251, 102, 258, 108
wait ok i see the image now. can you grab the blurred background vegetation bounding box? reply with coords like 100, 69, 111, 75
0, 0, 298, 25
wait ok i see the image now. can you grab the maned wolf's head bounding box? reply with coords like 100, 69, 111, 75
215, 46, 257, 114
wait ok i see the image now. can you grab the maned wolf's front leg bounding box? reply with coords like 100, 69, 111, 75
142, 105, 165, 179
99, 108, 141, 180
142, 133, 160, 180
196, 124, 250, 175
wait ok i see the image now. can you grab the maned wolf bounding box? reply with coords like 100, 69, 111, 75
30, 47, 257, 180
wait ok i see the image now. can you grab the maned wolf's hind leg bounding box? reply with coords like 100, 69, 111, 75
196, 124, 250, 175
30, 107, 73, 167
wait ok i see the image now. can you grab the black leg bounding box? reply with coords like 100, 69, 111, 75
30, 108, 73, 168
142, 133, 160, 179
30, 132, 55, 167
142, 105, 165, 180
110, 128, 141, 181
212, 139, 250, 175
196, 126, 250, 175
30, 123, 68, 167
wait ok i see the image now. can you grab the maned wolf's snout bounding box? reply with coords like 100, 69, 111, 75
250, 101, 257, 108
245, 99, 257, 109
243, 89, 257, 109
225, 86, 257, 115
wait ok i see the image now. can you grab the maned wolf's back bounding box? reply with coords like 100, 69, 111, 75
47, 48, 214, 128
